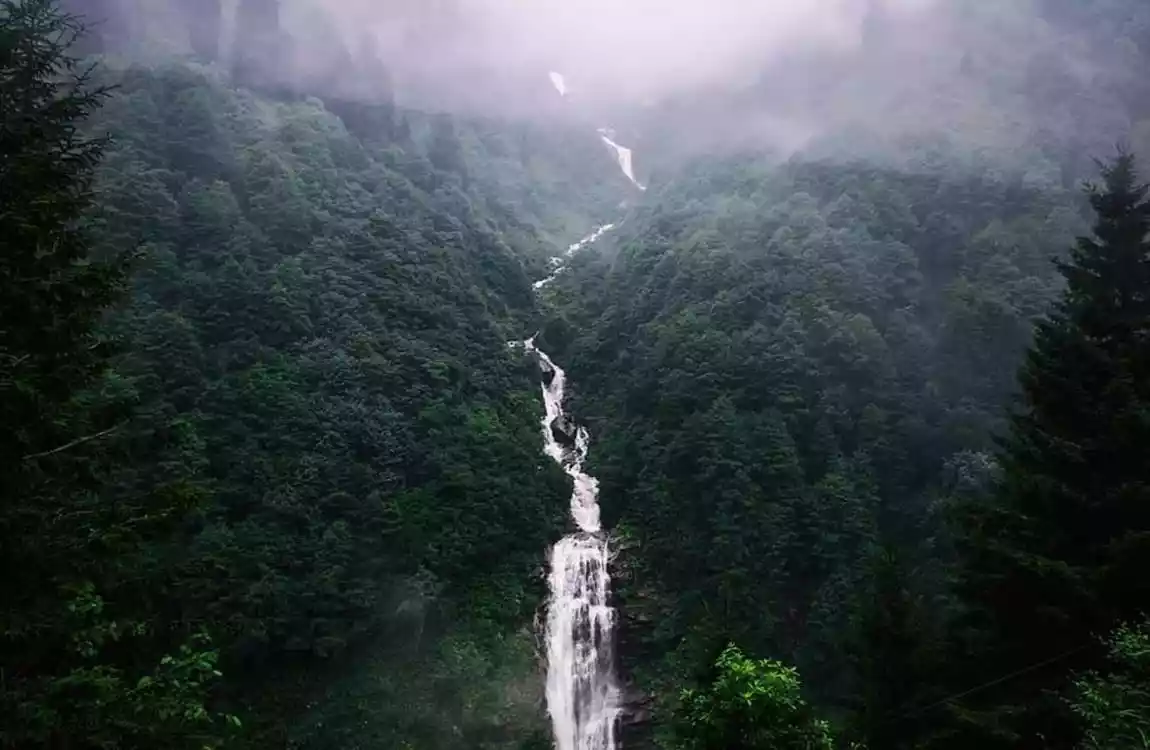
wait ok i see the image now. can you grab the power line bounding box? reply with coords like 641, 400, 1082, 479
887, 642, 1097, 724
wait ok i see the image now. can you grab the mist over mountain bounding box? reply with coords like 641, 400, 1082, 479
61, 0, 1150, 181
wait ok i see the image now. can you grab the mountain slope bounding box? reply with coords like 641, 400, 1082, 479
541, 150, 1087, 743
83, 58, 626, 747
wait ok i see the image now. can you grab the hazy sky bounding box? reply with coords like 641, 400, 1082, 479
468, 0, 868, 99
294, 0, 941, 105
489, 0, 940, 101
273, 0, 1133, 166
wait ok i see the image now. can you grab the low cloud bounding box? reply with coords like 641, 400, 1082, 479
89, 0, 1132, 165
282, 0, 940, 107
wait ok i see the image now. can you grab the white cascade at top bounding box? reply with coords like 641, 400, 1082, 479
597, 129, 645, 191
545, 71, 642, 190
550, 71, 569, 97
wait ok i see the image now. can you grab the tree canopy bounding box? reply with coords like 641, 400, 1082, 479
670, 644, 834, 750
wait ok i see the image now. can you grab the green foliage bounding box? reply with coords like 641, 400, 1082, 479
1071, 621, 1150, 750
24, 585, 235, 748
11, 4, 1150, 749
0, 0, 120, 467
843, 545, 946, 749
947, 153, 1150, 748
669, 644, 835, 750
1, 2, 229, 747
3, 3, 626, 746
289, 629, 545, 750
545, 150, 1082, 741
59, 49, 625, 746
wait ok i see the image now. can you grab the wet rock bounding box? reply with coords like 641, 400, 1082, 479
550, 414, 577, 447
540, 361, 557, 387
619, 688, 655, 747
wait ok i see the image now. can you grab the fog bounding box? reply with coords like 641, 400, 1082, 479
290, 0, 941, 106
277, 0, 1131, 164
404, 0, 898, 102
547, 0, 946, 103
69, 0, 1143, 170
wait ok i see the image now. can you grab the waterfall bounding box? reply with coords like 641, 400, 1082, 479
546, 70, 642, 190
533, 224, 615, 290
597, 129, 645, 191
521, 223, 621, 750
526, 339, 621, 750
529, 70, 634, 745
550, 71, 569, 97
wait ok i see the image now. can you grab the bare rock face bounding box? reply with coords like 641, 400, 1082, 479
539, 359, 557, 386
173, 0, 222, 60
620, 687, 654, 731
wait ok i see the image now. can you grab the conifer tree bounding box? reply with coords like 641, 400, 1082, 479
0, 0, 124, 548
949, 153, 1150, 749
1, 2, 230, 745
846, 545, 944, 750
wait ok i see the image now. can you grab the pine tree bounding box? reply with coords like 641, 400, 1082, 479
845, 545, 945, 750
0, 0, 123, 521
1, 2, 231, 745
948, 153, 1150, 749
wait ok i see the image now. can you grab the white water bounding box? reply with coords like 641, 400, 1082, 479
597, 129, 645, 191
528, 68, 634, 747
533, 224, 616, 290
520, 220, 621, 750
550, 71, 569, 97
547, 72, 642, 191
525, 335, 621, 750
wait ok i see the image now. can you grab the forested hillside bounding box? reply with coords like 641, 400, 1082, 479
5, 0, 1150, 748
532, 3, 1150, 735
88, 61, 631, 747
540, 149, 1086, 743
2, 2, 630, 745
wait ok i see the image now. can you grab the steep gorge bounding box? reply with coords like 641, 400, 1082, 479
521, 77, 646, 748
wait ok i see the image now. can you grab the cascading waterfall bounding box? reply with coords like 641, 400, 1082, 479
526, 338, 621, 750
524, 72, 645, 748
550, 71, 569, 97
533, 224, 615, 290
521, 223, 622, 750
597, 129, 645, 191
544, 70, 642, 190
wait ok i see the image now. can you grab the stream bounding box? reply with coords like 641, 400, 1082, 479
523, 73, 645, 749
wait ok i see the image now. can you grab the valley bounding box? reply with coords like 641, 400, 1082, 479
4, 2, 1150, 749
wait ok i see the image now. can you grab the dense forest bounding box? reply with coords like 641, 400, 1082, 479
543, 150, 1084, 747
2, 1, 628, 746
3, 0, 1150, 748
80, 58, 623, 747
